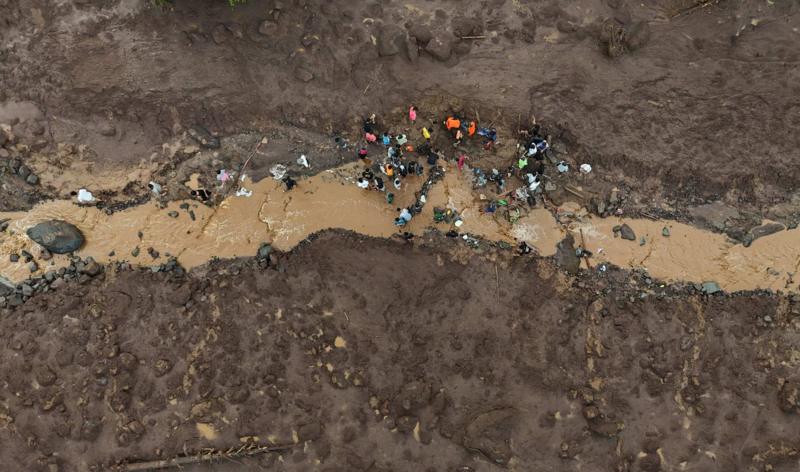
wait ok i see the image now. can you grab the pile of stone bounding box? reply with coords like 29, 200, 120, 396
0, 255, 104, 308
0, 127, 40, 186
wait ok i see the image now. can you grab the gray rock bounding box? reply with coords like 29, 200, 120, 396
257, 243, 272, 260
98, 122, 116, 137
701, 281, 721, 295
44, 271, 56, 282
167, 211, 179, 218
26, 174, 39, 185
50, 278, 66, 290
39, 248, 52, 260
378, 24, 406, 56
17, 164, 31, 179
27, 220, 85, 254
9, 254, 19, 263
555, 234, 581, 275
8, 158, 20, 173
609, 189, 620, 205
662, 227, 670, 237
28, 261, 38, 272
294, 66, 314, 83
20, 284, 33, 297
81, 261, 103, 277
425, 30, 456, 61
408, 23, 433, 44
187, 126, 220, 149
619, 223, 636, 241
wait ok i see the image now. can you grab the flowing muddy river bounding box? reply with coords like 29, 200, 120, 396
1, 162, 799, 293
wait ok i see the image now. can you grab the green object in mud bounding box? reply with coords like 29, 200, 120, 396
386, 193, 394, 204
497, 199, 508, 206
433, 209, 445, 222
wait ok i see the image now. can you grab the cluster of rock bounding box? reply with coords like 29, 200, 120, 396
0, 256, 103, 308
0, 126, 40, 186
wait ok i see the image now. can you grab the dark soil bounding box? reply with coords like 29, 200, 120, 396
3, 1, 800, 470
1, 0, 800, 220
1, 231, 800, 471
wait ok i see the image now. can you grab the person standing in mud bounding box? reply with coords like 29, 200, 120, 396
364, 116, 378, 143
190, 188, 211, 202
374, 176, 385, 192
282, 176, 297, 191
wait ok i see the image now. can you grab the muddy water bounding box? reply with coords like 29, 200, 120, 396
1, 161, 800, 293
574, 218, 800, 293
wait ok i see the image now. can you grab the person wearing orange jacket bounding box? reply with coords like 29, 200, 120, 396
445, 116, 461, 131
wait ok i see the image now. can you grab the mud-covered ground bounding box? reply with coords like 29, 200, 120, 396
2, 0, 800, 222
3, 0, 800, 470
1, 232, 799, 471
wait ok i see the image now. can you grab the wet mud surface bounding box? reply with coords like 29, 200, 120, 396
1, 0, 800, 218
4, 160, 800, 293
2, 0, 800, 470
2, 233, 800, 471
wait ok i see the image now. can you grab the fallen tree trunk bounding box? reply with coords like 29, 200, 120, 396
122, 443, 297, 471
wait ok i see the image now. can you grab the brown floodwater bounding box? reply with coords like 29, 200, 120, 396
1, 162, 799, 293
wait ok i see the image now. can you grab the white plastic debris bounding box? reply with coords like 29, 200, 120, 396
77, 188, 95, 203
148, 181, 162, 195
580, 163, 592, 174
240, 173, 248, 182
454, 219, 464, 227
420, 195, 426, 203
270, 164, 287, 180
557, 161, 569, 173
235, 188, 253, 197
297, 154, 310, 168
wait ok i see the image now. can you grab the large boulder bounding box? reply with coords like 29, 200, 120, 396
26, 220, 85, 254
378, 24, 406, 57
425, 30, 456, 62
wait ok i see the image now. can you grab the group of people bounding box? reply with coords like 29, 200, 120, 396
352, 105, 571, 229
514, 123, 558, 195
356, 106, 498, 227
